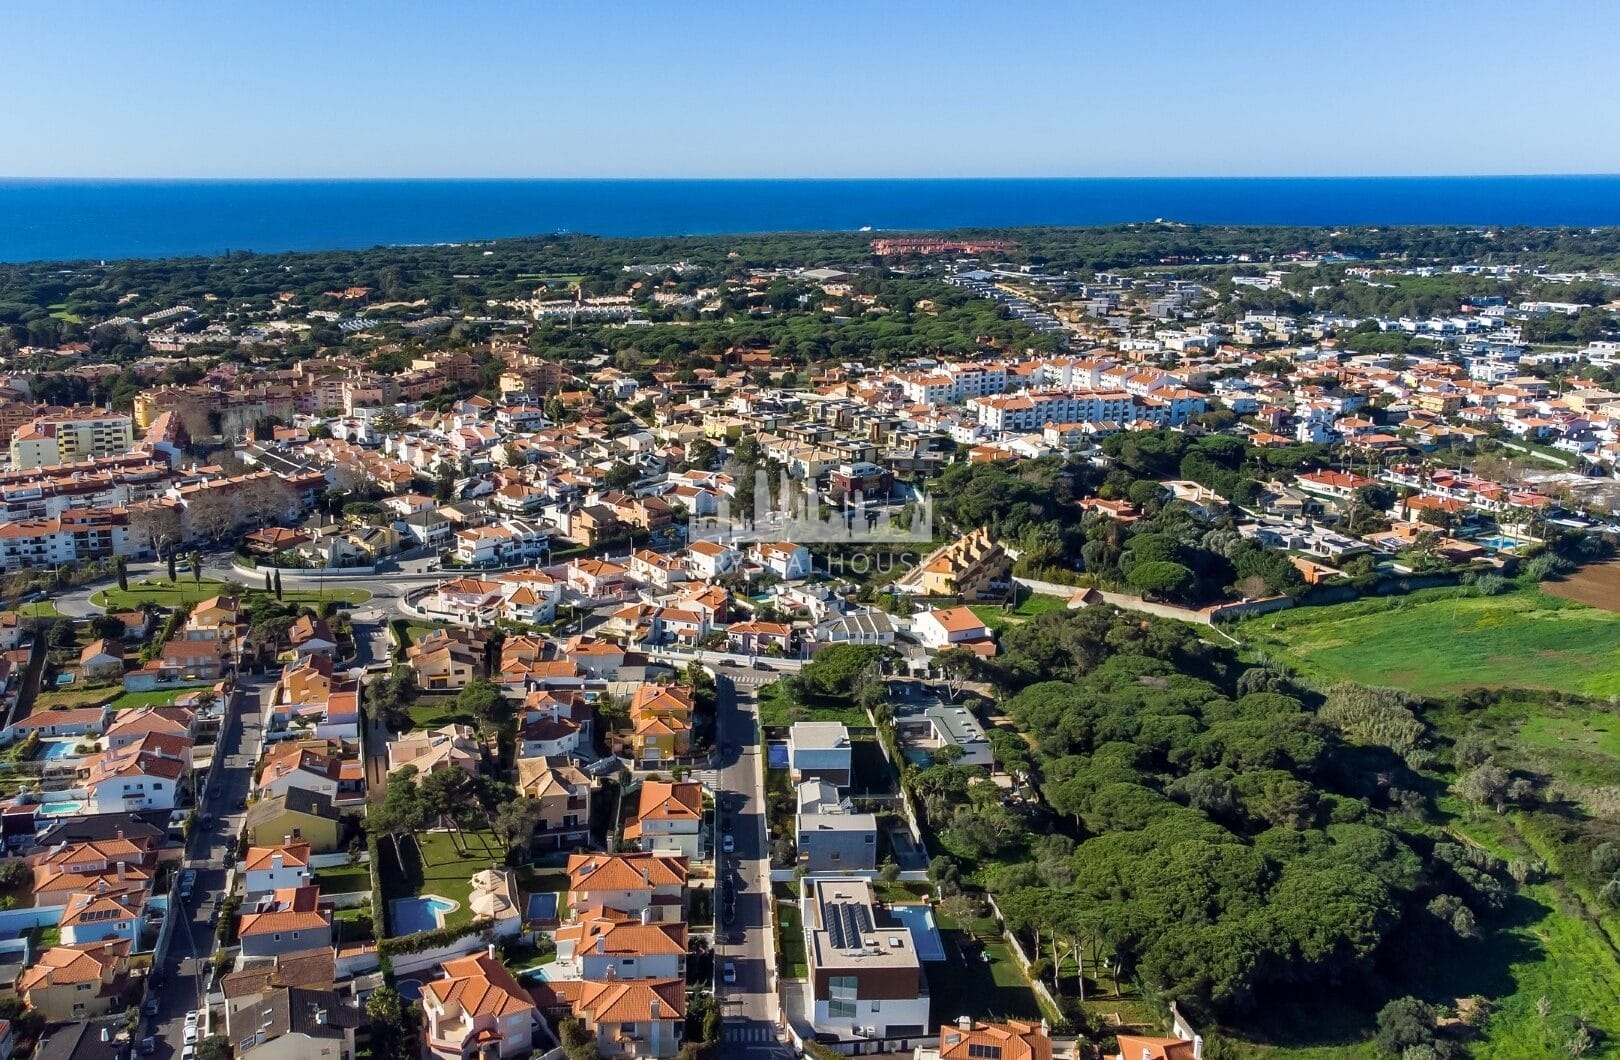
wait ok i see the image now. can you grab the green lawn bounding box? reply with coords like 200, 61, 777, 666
1233, 587, 1620, 698
312, 863, 373, 895
91, 577, 371, 610
406, 696, 473, 732
16, 601, 62, 618
756, 681, 873, 730
776, 898, 808, 978
110, 688, 207, 710
971, 593, 1068, 632
924, 930, 1042, 1024
377, 829, 506, 931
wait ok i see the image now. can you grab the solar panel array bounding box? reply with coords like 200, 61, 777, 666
824, 901, 877, 950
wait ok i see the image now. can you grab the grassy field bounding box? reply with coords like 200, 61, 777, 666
16, 601, 62, 618
971, 593, 1069, 631
756, 681, 872, 730
776, 896, 808, 978
1233, 586, 1620, 698
91, 577, 371, 610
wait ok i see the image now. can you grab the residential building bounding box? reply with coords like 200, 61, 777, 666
566, 852, 688, 923
623, 780, 703, 859
911, 607, 995, 655
421, 949, 539, 1060
534, 977, 685, 1059
244, 789, 343, 853
241, 839, 314, 897
788, 721, 852, 788
515, 757, 591, 852
238, 885, 332, 959
922, 1019, 1054, 1060
18, 939, 132, 1022
795, 780, 877, 873
802, 876, 929, 1041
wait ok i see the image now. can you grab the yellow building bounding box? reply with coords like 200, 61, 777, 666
909, 527, 1011, 600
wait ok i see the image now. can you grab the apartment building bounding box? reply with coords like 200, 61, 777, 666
9, 409, 135, 469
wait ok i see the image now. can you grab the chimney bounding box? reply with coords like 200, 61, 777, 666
283, 835, 292, 846
272, 853, 283, 871
640, 907, 652, 926
488, 943, 497, 961
596, 935, 605, 955
115, 828, 123, 841
1143, 1050, 1152, 1060
1039, 1018, 1049, 1037
1193, 1036, 1203, 1060
957, 1017, 972, 1032
116, 861, 125, 881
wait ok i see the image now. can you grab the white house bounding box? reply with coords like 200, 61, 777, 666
240, 840, 314, 897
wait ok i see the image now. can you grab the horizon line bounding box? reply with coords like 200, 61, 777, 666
4, 172, 1620, 184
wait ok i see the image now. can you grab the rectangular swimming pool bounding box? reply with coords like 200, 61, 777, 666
887, 902, 946, 962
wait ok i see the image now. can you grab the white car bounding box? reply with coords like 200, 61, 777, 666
181, 1047, 196, 1060
721, 833, 734, 854
722, 961, 737, 985
183, 1027, 199, 1046
184, 1011, 200, 1029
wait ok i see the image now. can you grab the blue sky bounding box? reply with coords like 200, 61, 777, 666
3, 0, 1616, 178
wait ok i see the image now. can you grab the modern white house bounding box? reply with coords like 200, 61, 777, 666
788, 721, 852, 788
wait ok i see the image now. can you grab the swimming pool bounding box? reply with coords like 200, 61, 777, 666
526, 892, 559, 923
35, 800, 83, 817
395, 979, 423, 1002
40, 741, 80, 761
391, 894, 458, 935
887, 903, 946, 962
1474, 534, 1525, 552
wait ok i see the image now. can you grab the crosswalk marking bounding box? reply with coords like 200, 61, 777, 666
723, 1024, 777, 1043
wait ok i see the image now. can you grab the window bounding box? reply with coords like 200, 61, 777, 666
827, 975, 857, 1020
968, 1046, 1002, 1060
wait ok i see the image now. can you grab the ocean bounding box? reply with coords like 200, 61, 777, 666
1, 176, 1618, 264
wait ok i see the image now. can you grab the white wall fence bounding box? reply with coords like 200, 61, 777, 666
983, 893, 1067, 1027
385, 931, 499, 976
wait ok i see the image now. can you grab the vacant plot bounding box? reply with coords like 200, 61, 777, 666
1543, 560, 1620, 613
91, 577, 371, 610
1235, 587, 1620, 698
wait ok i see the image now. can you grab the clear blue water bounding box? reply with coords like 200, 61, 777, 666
1475, 534, 1525, 552
390, 895, 456, 935
395, 979, 423, 1003
4, 176, 1620, 263
40, 741, 79, 760
887, 903, 946, 962
526, 892, 558, 922
36, 800, 83, 816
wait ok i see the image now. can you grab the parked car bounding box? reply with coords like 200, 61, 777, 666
183, 1027, 198, 1046
181, 1046, 195, 1060
721, 833, 735, 854
140, 998, 159, 1016
184, 1011, 199, 1029
722, 961, 737, 985
139, 1038, 155, 1056
178, 870, 196, 900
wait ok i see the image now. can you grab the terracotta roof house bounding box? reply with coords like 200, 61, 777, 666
932, 1019, 1053, 1060
533, 977, 685, 1058
237, 885, 332, 959
623, 780, 703, 859
18, 939, 132, 1021
421, 949, 539, 1060
566, 852, 687, 923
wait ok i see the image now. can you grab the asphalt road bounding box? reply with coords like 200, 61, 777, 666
712, 667, 791, 1056
146, 677, 268, 1058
